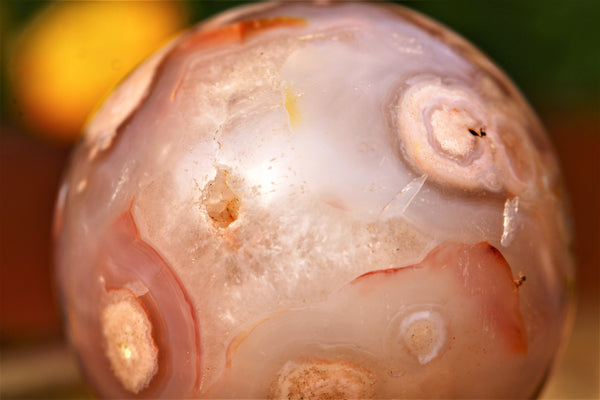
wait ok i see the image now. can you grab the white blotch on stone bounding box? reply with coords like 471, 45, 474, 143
272, 359, 375, 399
101, 289, 158, 394
397, 78, 502, 192
399, 310, 447, 365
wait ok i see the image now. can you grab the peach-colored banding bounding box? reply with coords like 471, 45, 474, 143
178, 16, 307, 51
351, 241, 528, 354
170, 17, 307, 100
225, 309, 291, 368
115, 198, 204, 392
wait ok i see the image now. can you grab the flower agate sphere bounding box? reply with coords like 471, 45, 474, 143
54, 1, 573, 398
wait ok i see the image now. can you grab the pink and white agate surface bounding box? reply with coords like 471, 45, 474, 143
54, 1, 573, 398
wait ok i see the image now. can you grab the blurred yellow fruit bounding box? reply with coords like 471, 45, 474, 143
11, 0, 186, 144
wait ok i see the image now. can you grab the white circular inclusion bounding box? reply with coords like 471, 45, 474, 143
396, 78, 506, 192
399, 310, 447, 365
272, 359, 375, 399
430, 106, 478, 159
101, 290, 158, 393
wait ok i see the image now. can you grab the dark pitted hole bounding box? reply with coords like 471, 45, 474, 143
204, 169, 239, 228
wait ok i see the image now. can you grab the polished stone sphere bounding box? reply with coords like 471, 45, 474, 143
54, 1, 573, 398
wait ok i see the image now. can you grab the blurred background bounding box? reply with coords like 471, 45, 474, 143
0, 0, 598, 398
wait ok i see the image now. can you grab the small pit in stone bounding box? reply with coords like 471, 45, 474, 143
203, 169, 240, 228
